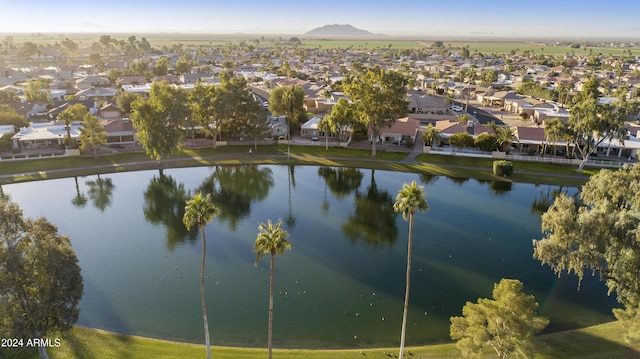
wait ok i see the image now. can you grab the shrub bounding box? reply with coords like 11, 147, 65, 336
493, 160, 514, 177
474, 133, 498, 151
449, 132, 474, 149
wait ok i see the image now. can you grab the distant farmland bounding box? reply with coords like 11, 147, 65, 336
1, 32, 638, 56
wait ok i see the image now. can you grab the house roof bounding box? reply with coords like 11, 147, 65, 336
515, 126, 545, 143
117, 76, 147, 86
436, 120, 495, 136
406, 94, 448, 109
0, 125, 15, 136
76, 76, 110, 85
75, 87, 118, 98
380, 117, 420, 136
301, 116, 323, 130
12, 121, 82, 142
101, 118, 135, 134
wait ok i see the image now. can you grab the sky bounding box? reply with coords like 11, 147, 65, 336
1, 0, 639, 38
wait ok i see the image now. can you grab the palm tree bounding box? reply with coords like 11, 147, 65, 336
393, 181, 428, 359
495, 127, 516, 153
183, 192, 219, 359
254, 218, 291, 359
421, 124, 441, 148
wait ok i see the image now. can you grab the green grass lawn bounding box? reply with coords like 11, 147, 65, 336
0, 144, 594, 187
4, 321, 638, 359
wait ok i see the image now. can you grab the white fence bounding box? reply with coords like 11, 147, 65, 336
425, 146, 629, 168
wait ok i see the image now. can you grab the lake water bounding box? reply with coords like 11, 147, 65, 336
2, 165, 618, 348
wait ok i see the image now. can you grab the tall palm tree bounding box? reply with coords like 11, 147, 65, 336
421, 124, 441, 148
183, 192, 219, 359
495, 127, 516, 153
393, 181, 428, 359
254, 219, 291, 359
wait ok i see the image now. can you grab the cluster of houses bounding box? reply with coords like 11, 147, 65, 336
1, 41, 640, 159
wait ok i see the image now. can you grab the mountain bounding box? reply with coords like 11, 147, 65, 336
305, 24, 379, 37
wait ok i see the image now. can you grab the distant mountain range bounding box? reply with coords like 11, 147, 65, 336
305, 24, 380, 37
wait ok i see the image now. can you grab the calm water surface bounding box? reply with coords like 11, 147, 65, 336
3, 165, 618, 348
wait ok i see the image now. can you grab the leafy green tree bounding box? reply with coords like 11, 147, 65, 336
190, 82, 224, 148
58, 104, 90, 148
0, 105, 27, 129
79, 113, 107, 158
131, 82, 190, 167
24, 78, 50, 102
242, 103, 270, 150
0, 200, 83, 359
153, 56, 170, 76
343, 66, 408, 158
175, 54, 193, 74
268, 84, 306, 134
0, 133, 13, 152
534, 164, 640, 342
325, 98, 357, 141
422, 123, 441, 148
568, 96, 631, 172
115, 92, 141, 115
253, 219, 291, 359
183, 193, 219, 359
449, 132, 474, 150
393, 181, 428, 359
450, 279, 549, 359
543, 118, 564, 156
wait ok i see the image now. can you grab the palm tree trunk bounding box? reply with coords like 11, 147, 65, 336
399, 213, 414, 359
201, 226, 211, 359
268, 252, 275, 359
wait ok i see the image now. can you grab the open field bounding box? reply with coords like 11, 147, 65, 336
1, 32, 637, 56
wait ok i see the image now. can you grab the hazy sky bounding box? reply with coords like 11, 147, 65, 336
1, 0, 639, 38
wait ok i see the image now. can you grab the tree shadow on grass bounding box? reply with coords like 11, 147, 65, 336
537, 325, 640, 359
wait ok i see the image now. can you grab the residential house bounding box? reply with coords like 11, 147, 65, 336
102, 118, 136, 145
301, 116, 331, 138
47, 100, 98, 121
406, 93, 449, 115
116, 76, 147, 86
534, 107, 570, 125
180, 72, 211, 84
514, 126, 546, 154
98, 103, 122, 120
373, 117, 420, 144
74, 87, 118, 101
6, 101, 48, 121
11, 121, 82, 150
436, 120, 495, 141
269, 115, 289, 139
75, 76, 110, 90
